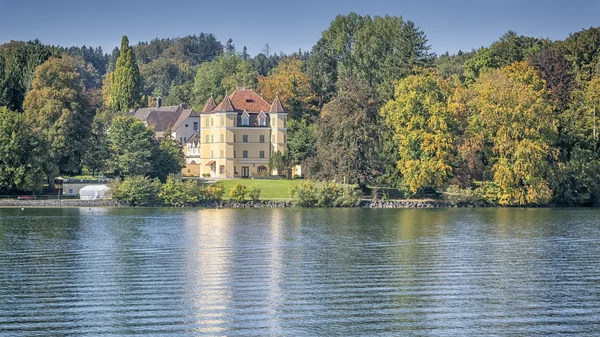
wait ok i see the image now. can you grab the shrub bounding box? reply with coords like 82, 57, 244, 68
444, 184, 493, 205
316, 182, 340, 207
228, 183, 247, 202
334, 186, 362, 207
291, 181, 361, 207
159, 178, 202, 207
290, 180, 318, 207
110, 175, 161, 206
204, 184, 224, 201
202, 173, 211, 178
249, 187, 261, 201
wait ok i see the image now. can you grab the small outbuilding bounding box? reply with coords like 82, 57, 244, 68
79, 185, 109, 200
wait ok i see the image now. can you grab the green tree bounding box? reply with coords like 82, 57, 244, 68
268, 151, 288, 177
152, 134, 185, 182
0, 107, 49, 192
287, 119, 316, 165
191, 53, 257, 109
23, 56, 94, 179
106, 116, 156, 178
108, 36, 143, 111
307, 13, 433, 104
312, 76, 382, 187
382, 68, 456, 193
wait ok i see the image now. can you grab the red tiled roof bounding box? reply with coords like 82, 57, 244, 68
212, 88, 272, 112
201, 97, 217, 113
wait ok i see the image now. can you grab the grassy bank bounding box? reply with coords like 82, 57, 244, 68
214, 179, 305, 200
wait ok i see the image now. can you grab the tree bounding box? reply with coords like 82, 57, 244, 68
108, 36, 143, 111
0, 107, 49, 192
287, 119, 316, 165
312, 76, 382, 187
106, 116, 156, 178
381, 68, 456, 193
268, 151, 288, 177
257, 57, 318, 122
465, 62, 557, 205
191, 53, 257, 109
152, 134, 185, 182
558, 27, 600, 81
0, 40, 62, 111
463, 31, 550, 84
529, 47, 575, 111
23, 56, 94, 179
306, 13, 433, 104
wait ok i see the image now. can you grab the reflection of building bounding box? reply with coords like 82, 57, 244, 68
185, 88, 288, 178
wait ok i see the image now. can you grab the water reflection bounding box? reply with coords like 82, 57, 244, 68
0, 208, 599, 335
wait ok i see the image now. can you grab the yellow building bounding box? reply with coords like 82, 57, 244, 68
184, 88, 287, 178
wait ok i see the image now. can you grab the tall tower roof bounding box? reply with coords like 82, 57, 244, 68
201, 97, 217, 113
269, 94, 285, 113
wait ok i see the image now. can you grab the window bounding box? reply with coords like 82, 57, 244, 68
221, 117, 225, 125
243, 135, 248, 143
219, 165, 225, 175
283, 118, 287, 128
260, 151, 265, 158
183, 137, 187, 143
234, 134, 237, 143
220, 134, 224, 143
234, 150, 237, 158
211, 135, 214, 143
283, 135, 286, 143
68, 189, 73, 194
205, 118, 209, 126
180, 137, 183, 142
259, 112, 266, 126
241, 112, 249, 126
260, 135, 265, 143
211, 118, 214, 126
220, 150, 224, 158
211, 151, 214, 158
205, 135, 209, 143
243, 150, 248, 158
193, 122, 198, 131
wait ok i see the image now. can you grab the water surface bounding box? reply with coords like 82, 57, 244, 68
1, 208, 599, 336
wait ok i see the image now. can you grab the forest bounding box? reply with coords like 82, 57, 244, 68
0, 12, 599, 206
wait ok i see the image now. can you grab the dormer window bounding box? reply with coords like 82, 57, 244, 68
241, 111, 249, 126
258, 111, 266, 126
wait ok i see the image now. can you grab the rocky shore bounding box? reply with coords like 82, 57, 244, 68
0, 199, 477, 208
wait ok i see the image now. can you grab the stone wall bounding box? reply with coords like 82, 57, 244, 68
0, 199, 123, 207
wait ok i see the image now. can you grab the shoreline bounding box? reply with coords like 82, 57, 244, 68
0, 199, 515, 208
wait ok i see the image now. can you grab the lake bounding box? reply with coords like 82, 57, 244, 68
0, 207, 599, 336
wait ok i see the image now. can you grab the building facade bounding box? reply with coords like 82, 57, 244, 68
184, 88, 287, 178
132, 103, 200, 142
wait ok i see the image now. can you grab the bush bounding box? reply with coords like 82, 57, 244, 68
228, 183, 247, 202
291, 181, 362, 207
159, 178, 202, 207
204, 184, 224, 201
110, 175, 161, 206
316, 182, 340, 207
333, 186, 362, 207
444, 183, 495, 205
290, 181, 318, 207
202, 173, 211, 178
249, 187, 261, 201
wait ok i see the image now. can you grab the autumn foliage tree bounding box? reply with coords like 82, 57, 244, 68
382, 68, 456, 193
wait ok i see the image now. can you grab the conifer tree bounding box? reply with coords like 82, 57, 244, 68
109, 36, 142, 111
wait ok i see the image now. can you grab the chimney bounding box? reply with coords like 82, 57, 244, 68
179, 103, 188, 109
156, 96, 162, 108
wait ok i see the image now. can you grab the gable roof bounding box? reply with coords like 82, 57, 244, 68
133, 105, 199, 132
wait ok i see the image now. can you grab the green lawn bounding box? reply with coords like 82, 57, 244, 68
214, 179, 305, 200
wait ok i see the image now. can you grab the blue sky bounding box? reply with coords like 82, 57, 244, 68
0, 0, 599, 56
